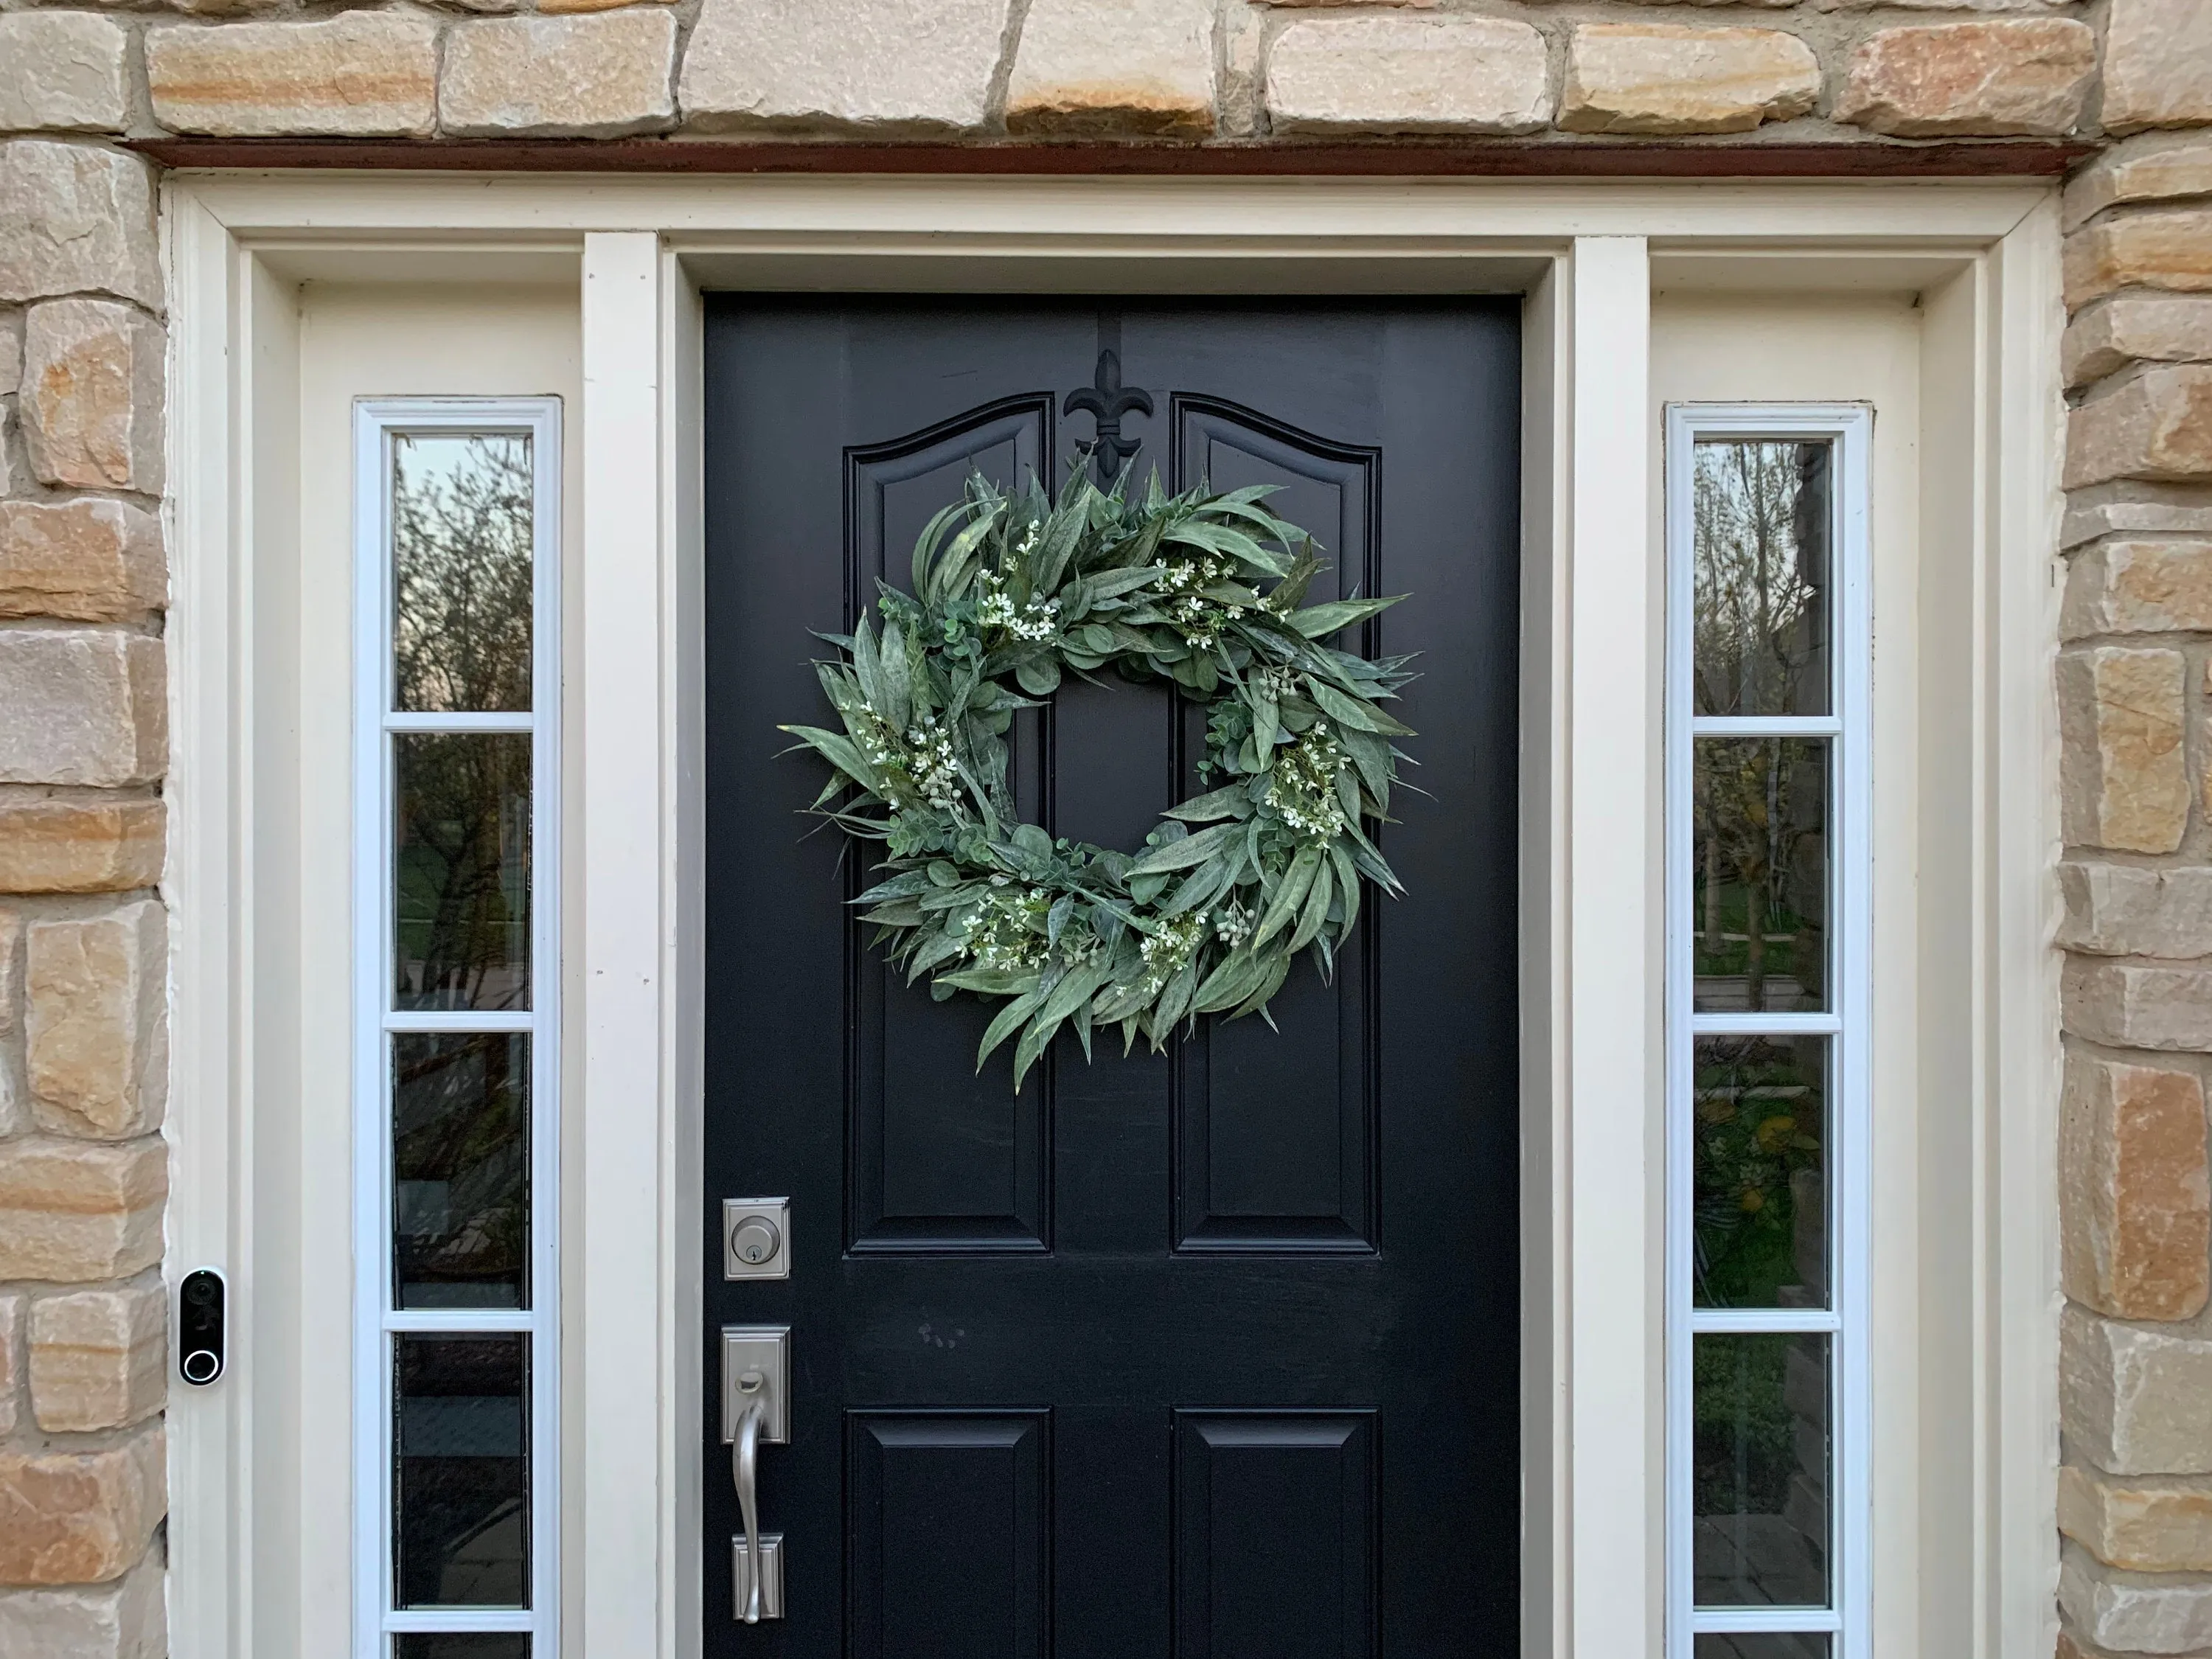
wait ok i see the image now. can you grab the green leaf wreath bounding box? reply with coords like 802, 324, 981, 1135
781, 469, 1416, 1089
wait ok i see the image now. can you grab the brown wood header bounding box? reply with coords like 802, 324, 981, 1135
131, 136, 2090, 179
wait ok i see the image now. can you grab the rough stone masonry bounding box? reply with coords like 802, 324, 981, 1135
1, 0, 2211, 1655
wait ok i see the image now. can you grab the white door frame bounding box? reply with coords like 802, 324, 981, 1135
160, 172, 2062, 1659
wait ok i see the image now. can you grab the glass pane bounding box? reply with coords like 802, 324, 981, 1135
395, 733, 531, 1012
392, 433, 534, 714
394, 1333, 529, 1609
395, 1639, 529, 1659
1694, 1036, 1826, 1310
1695, 1636, 1831, 1659
1694, 1332, 1829, 1609
394, 1034, 529, 1310
1693, 439, 1832, 717
1693, 737, 1827, 1013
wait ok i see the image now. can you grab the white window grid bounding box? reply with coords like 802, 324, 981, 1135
1663, 404, 1872, 1659
352, 397, 563, 1658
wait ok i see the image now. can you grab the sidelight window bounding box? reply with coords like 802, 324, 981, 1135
354, 401, 562, 1659
1665, 407, 1870, 1659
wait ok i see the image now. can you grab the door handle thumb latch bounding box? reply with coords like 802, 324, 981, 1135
722, 1326, 787, 1621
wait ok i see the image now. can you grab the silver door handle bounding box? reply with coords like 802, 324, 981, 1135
731, 1370, 767, 1624
721, 1326, 787, 1621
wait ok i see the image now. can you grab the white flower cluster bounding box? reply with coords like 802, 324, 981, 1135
1135, 909, 1210, 992
1213, 900, 1253, 950
1268, 728, 1350, 840
904, 714, 962, 811
1158, 553, 1245, 652
975, 567, 1060, 642
969, 885, 1051, 972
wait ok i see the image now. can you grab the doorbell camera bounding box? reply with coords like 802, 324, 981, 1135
178, 1269, 226, 1385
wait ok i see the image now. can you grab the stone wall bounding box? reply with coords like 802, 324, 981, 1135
0, 1, 2208, 1655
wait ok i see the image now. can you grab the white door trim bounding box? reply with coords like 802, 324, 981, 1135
159, 172, 2061, 1659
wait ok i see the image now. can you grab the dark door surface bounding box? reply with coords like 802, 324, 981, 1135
702, 298, 1520, 1657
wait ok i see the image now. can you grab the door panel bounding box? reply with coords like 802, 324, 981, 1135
846, 1411, 1050, 1658
703, 298, 1520, 1655
1174, 1412, 1376, 1659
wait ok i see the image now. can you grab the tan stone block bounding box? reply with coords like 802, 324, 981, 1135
21, 300, 164, 494
2067, 211, 2212, 311
2104, 0, 2212, 136
2062, 1054, 2210, 1321
0, 907, 21, 1037
2065, 484, 2212, 554
0, 1547, 164, 1659
2064, 540, 2212, 636
2070, 368, 2212, 489
2061, 863, 2212, 959
1265, 15, 1551, 137
0, 142, 159, 310
2065, 296, 2212, 389
0, 1136, 165, 1283
1560, 23, 1817, 136
679, 0, 1004, 136
0, 1425, 162, 1586
2066, 959, 2212, 1053
2063, 1464, 2212, 1573
1834, 19, 2095, 137
1006, 0, 1216, 138
2062, 1540, 2212, 1653
27, 902, 167, 1140
439, 12, 677, 138
148, 15, 438, 139
0, 801, 164, 895
1812, 0, 2077, 8
2065, 1304, 2212, 1474
2057, 647, 2188, 852
1, 323, 19, 398
0, 632, 166, 787
29, 1284, 164, 1432
0, 1294, 21, 1439
0, 16, 130, 135
1255, 0, 1440, 7
2067, 136, 2212, 232
0, 501, 164, 623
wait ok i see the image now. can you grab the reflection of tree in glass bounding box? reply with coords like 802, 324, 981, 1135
1695, 737, 1824, 1012
396, 734, 530, 1011
393, 434, 532, 713
1692, 444, 1831, 1015
1691, 442, 1826, 719
1693, 1333, 1814, 1543
394, 1034, 528, 1307
1693, 1035, 1822, 1308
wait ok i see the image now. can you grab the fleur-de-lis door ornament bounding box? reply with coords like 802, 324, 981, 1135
1064, 348, 1154, 487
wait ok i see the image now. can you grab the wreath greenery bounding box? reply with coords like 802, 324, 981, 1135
782, 469, 1416, 1089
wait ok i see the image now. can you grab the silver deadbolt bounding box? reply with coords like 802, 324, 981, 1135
732, 1216, 779, 1265
723, 1197, 790, 1281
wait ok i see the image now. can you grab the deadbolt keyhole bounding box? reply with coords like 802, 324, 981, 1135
731, 1216, 780, 1266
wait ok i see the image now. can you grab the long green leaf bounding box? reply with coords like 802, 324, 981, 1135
975, 986, 1046, 1070
1253, 844, 1321, 947
1287, 595, 1405, 639
1288, 857, 1333, 953
1127, 821, 1240, 877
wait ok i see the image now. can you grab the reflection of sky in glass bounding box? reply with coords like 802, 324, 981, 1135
392, 434, 533, 714
1692, 442, 1830, 719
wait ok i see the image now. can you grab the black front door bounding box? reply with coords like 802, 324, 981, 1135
702, 298, 1520, 1656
